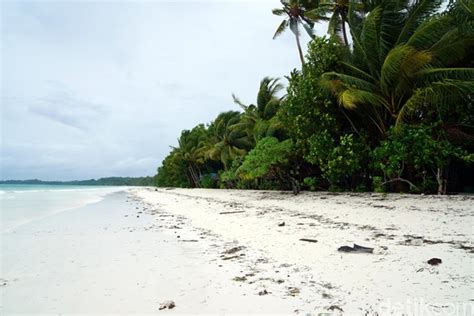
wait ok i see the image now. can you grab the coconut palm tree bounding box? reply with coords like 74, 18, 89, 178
204, 111, 252, 170
310, 0, 351, 45
175, 125, 208, 187
322, 0, 474, 136
232, 77, 284, 144
272, 0, 324, 64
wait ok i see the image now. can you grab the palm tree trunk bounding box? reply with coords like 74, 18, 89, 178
341, 14, 349, 46
295, 33, 305, 65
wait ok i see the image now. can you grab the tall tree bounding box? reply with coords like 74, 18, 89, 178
272, 0, 323, 64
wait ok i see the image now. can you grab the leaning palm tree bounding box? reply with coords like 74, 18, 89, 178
232, 77, 284, 144
205, 111, 252, 170
322, 0, 474, 135
272, 0, 324, 64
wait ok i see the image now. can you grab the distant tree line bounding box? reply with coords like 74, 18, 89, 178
0, 177, 156, 186
155, 0, 474, 194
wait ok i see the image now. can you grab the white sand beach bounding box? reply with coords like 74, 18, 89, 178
1, 187, 473, 314
133, 188, 474, 314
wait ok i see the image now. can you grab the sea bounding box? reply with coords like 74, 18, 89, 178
0, 184, 125, 233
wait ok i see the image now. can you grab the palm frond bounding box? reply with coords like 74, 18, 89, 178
397, 79, 474, 126
396, 0, 444, 45
416, 68, 474, 84
301, 21, 315, 38
289, 18, 300, 36
272, 8, 286, 16
360, 7, 383, 77
232, 93, 248, 111
273, 19, 289, 39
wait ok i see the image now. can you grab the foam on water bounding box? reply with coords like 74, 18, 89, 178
0, 185, 126, 233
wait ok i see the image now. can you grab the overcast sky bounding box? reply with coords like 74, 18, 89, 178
1, 0, 326, 181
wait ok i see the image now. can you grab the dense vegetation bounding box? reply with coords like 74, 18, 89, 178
155, 0, 474, 194
0, 177, 155, 186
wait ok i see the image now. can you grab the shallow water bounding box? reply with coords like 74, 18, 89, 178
0, 184, 125, 233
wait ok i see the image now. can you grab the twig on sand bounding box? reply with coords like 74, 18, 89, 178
219, 211, 245, 215
299, 238, 318, 243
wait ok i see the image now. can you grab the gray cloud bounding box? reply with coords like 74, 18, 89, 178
1, 0, 327, 181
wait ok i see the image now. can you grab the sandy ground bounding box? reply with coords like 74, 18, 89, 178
133, 188, 474, 315
2, 188, 473, 314
2, 190, 333, 314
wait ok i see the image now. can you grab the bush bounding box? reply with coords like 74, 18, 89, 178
306, 133, 368, 190
200, 174, 217, 188
372, 125, 473, 193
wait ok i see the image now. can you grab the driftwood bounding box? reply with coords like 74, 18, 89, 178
299, 238, 318, 243
338, 243, 374, 253
219, 211, 245, 215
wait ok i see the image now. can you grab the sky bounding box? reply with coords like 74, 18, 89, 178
1, 0, 326, 181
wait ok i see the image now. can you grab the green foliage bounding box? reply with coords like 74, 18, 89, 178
232, 77, 284, 144
372, 125, 473, 192
200, 174, 217, 189
278, 37, 343, 156
303, 177, 318, 191
372, 176, 384, 193
154, 1, 474, 194
307, 133, 368, 188
323, 0, 474, 136
0, 177, 156, 186
219, 157, 244, 189
237, 137, 294, 180
155, 149, 190, 188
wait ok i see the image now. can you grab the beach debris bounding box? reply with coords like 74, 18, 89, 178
459, 245, 474, 253
223, 246, 245, 255
219, 211, 245, 215
278, 221, 285, 227
257, 288, 269, 296
328, 305, 344, 312
222, 255, 241, 261
233, 276, 247, 282
427, 258, 442, 265
299, 238, 318, 243
158, 300, 175, 310
337, 244, 374, 253
179, 239, 198, 242
287, 287, 300, 296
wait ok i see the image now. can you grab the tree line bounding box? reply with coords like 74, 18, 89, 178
1, 177, 156, 186
155, 0, 474, 194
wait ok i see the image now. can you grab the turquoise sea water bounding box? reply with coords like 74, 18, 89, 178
0, 184, 125, 233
